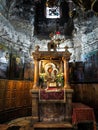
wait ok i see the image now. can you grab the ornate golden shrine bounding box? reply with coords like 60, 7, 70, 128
30, 45, 74, 128
32, 45, 72, 89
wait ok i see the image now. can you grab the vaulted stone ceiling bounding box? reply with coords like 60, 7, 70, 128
0, 0, 98, 61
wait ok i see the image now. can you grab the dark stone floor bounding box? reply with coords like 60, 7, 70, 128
0, 117, 98, 130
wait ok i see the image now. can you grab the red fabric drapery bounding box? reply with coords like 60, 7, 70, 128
72, 103, 96, 130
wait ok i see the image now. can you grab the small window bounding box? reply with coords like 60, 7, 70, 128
46, 6, 61, 19
45, 0, 61, 19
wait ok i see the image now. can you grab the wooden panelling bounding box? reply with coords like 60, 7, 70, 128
0, 79, 33, 123
71, 84, 97, 105
0, 80, 7, 89
0, 80, 7, 111
0, 99, 3, 111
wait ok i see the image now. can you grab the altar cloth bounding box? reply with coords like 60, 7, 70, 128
39, 89, 65, 101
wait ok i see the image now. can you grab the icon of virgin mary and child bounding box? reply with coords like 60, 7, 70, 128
45, 63, 58, 82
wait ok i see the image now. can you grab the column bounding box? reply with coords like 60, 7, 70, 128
33, 59, 39, 89
62, 57, 70, 89
30, 90, 39, 123
65, 89, 73, 123
62, 46, 71, 89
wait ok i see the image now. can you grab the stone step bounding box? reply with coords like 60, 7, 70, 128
33, 122, 73, 128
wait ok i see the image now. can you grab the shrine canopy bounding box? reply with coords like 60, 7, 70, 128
32, 45, 72, 89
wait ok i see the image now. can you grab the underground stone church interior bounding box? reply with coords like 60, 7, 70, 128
0, 0, 98, 130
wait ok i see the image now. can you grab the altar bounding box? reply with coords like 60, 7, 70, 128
31, 88, 73, 123
30, 45, 74, 129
